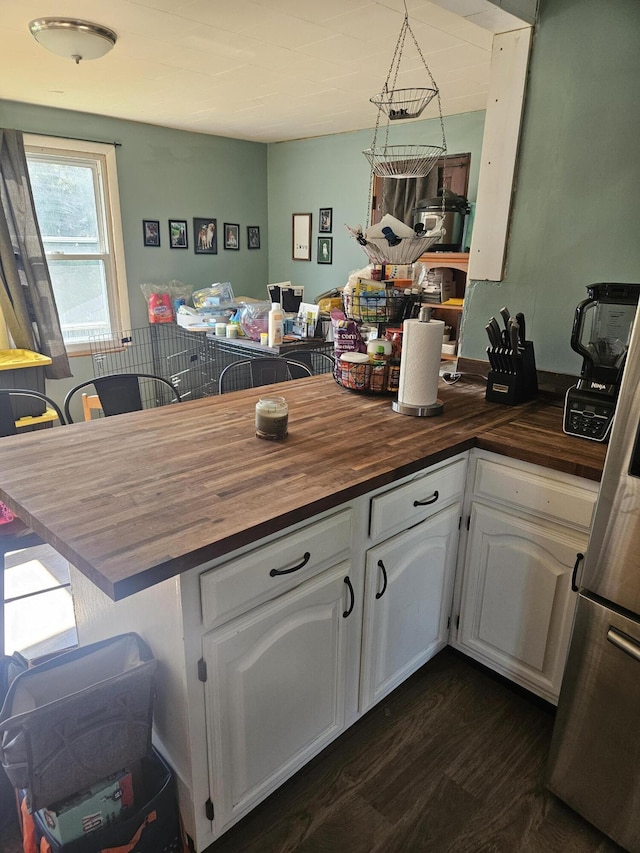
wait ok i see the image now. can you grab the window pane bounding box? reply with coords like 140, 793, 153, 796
48, 259, 112, 343
28, 158, 101, 252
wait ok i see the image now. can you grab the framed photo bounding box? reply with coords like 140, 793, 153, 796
169, 219, 188, 249
224, 223, 239, 250
317, 236, 333, 264
193, 218, 217, 254
143, 219, 160, 247
247, 225, 260, 249
292, 212, 312, 261
319, 208, 332, 233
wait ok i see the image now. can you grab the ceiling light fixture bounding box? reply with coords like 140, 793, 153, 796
28, 18, 117, 64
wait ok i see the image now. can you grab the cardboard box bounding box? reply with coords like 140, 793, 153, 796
38, 769, 134, 845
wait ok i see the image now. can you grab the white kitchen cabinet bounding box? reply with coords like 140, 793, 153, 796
360, 502, 461, 712
70, 505, 361, 852
68, 447, 596, 850
202, 560, 353, 829
451, 451, 598, 703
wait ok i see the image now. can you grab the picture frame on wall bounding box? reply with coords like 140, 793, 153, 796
317, 236, 333, 264
143, 220, 160, 247
169, 219, 188, 249
247, 226, 260, 249
224, 223, 239, 250
292, 213, 312, 261
193, 218, 217, 254
319, 208, 332, 233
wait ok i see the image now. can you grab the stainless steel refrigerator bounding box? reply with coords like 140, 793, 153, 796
547, 309, 640, 851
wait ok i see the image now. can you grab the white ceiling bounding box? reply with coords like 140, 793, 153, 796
0, 0, 527, 143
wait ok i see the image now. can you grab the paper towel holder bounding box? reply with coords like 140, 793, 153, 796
392, 398, 443, 417
392, 306, 444, 417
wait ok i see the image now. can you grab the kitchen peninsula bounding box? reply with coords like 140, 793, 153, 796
0, 375, 606, 851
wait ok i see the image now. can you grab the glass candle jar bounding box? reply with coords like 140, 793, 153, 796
255, 396, 288, 440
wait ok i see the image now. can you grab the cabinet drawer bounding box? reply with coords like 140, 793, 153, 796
473, 457, 597, 530
369, 456, 466, 540
200, 509, 352, 629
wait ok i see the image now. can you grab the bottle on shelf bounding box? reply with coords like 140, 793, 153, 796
366, 338, 392, 363
268, 302, 284, 347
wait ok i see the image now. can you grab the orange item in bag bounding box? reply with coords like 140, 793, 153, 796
148, 293, 173, 323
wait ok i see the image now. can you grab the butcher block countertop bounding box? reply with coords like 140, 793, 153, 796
0, 374, 606, 600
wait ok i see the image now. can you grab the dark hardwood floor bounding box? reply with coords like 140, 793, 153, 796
0, 648, 623, 853
204, 649, 622, 853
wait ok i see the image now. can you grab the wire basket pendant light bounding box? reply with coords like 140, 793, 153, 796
363, 2, 447, 180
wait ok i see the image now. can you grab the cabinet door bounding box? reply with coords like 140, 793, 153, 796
360, 504, 460, 712
202, 562, 352, 831
456, 502, 587, 702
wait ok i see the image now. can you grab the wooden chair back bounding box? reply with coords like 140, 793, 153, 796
81, 393, 103, 421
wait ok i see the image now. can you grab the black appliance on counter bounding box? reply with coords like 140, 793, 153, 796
563, 282, 640, 442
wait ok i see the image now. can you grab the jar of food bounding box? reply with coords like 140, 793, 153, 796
338, 352, 370, 391
255, 396, 289, 440
384, 327, 403, 359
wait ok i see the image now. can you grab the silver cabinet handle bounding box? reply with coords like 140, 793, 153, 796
607, 627, 640, 663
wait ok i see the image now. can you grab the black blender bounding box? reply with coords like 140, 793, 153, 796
564, 282, 640, 441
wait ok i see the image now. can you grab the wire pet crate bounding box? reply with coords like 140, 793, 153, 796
89, 325, 217, 405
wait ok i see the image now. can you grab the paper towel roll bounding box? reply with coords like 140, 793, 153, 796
397, 318, 444, 407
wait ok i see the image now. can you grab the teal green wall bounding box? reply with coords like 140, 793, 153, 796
0, 100, 269, 326
461, 0, 640, 374
267, 112, 485, 300
0, 99, 268, 399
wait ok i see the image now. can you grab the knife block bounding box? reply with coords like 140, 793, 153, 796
486, 340, 538, 405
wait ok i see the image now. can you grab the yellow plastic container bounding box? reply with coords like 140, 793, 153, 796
0, 349, 52, 417
0, 349, 52, 371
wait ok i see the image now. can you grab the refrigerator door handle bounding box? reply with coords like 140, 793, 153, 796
607, 626, 640, 663
571, 552, 584, 592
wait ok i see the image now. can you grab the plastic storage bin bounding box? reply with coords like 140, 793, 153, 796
0, 349, 52, 418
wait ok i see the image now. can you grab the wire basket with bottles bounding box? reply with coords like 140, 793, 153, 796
343, 280, 422, 324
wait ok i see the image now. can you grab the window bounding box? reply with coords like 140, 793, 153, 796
24, 135, 130, 355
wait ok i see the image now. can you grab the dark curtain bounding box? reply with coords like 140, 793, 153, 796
0, 129, 71, 379
380, 173, 438, 225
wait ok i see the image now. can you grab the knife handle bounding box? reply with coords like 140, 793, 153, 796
509, 320, 520, 352
516, 312, 526, 344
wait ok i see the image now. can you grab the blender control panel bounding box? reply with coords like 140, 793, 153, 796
563, 387, 615, 442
